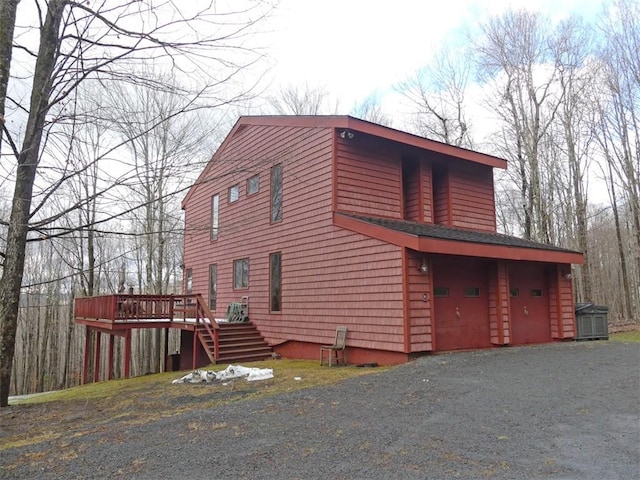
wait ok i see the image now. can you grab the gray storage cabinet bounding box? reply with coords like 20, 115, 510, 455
575, 303, 609, 340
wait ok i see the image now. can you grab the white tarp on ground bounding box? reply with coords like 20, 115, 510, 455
172, 365, 274, 384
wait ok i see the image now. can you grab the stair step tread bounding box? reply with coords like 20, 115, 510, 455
220, 347, 271, 355
218, 340, 269, 348
218, 353, 271, 363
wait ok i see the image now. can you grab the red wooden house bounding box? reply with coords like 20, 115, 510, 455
180, 115, 584, 365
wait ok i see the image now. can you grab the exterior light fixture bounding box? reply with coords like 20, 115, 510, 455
339, 129, 354, 139
419, 259, 429, 274
565, 273, 572, 280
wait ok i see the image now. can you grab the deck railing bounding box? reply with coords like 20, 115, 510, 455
74, 293, 220, 361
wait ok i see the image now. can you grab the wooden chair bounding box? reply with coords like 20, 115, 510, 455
320, 326, 347, 366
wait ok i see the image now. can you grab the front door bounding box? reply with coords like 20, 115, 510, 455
433, 256, 491, 351
509, 262, 551, 345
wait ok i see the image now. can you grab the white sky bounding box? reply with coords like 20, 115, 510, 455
264, 0, 605, 112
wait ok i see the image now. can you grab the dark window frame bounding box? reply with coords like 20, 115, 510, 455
434, 286, 449, 297
270, 163, 283, 223
211, 193, 219, 240
247, 174, 260, 195
531, 289, 543, 297
185, 268, 193, 294
269, 252, 282, 313
228, 184, 240, 203
464, 287, 481, 297
233, 258, 249, 290
209, 264, 217, 310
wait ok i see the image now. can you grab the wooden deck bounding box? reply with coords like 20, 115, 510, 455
74, 294, 212, 329
74, 294, 271, 383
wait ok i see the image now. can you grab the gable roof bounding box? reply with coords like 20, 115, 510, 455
182, 115, 507, 207
334, 213, 584, 265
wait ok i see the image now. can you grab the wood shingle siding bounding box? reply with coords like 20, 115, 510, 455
448, 162, 496, 232
336, 137, 402, 218
179, 116, 583, 363
183, 123, 408, 354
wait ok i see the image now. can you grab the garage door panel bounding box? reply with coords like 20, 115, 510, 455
510, 263, 551, 345
433, 257, 491, 351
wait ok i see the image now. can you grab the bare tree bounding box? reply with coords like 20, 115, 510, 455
475, 9, 562, 242
351, 94, 393, 126
0, 0, 272, 407
268, 82, 340, 115
396, 44, 473, 148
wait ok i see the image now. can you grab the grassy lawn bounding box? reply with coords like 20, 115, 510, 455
1, 360, 389, 451
609, 330, 640, 342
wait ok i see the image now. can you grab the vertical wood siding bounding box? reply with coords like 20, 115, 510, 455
184, 124, 406, 353
488, 260, 510, 345
335, 136, 402, 218
548, 264, 576, 339
406, 250, 433, 352
420, 161, 433, 223
402, 159, 421, 221
432, 165, 450, 225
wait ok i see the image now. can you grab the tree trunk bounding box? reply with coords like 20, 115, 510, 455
0, 0, 64, 407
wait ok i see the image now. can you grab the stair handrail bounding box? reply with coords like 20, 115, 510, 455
193, 294, 220, 361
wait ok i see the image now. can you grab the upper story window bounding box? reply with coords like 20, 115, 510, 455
271, 164, 283, 223
211, 194, 219, 240
185, 268, 193, 294
247, 174, 259, 195
233, 258, 249, 289
228, 185, 240, 203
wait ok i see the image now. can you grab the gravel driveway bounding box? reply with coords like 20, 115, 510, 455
3, 341, 639, 479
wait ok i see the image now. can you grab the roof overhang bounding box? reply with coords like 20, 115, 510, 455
334, 213, 585, 265
237, 115, 507, 169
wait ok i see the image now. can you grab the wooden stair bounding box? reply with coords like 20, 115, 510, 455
198, 321, 272, 364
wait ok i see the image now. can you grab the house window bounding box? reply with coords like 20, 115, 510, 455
233, 258, 249, 289
464, 287, 481, 297
185, 268, 193, 294
209, 264, 217, 310
271, 163, 282, 223
531, 289, 543, 297
510, 288, 520, 297
228, 185, 240, 203
211, 194, 219, 240
434, 287, 449, 297
247, 174, 259, 195
270, 252, 281, 312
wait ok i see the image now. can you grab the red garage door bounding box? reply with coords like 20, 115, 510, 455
433, 256, 491, 351
509, 262, 551, 345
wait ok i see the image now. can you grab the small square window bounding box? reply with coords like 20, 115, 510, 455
229, 185, 239, 203
247, 175, 259, 195
531, 289, 543, 297
464, 287, 481, 297
510, 288, 520, 297
434, 287, 449, 297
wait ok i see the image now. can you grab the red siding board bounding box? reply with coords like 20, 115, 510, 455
183, 117, 581, 362
184, 124, 406, 355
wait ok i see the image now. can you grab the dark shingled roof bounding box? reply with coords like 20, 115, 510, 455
344, 214, 580, 254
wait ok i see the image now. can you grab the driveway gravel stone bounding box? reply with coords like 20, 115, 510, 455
2, 340, 639, 479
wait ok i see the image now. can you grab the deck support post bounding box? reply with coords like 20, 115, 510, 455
192, 328, 197, 370
82, 327, 91, 384
107, 334, 115, 380
124, 330, 131, 379
163, 327, 169, 372
93, 331, 101, 383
